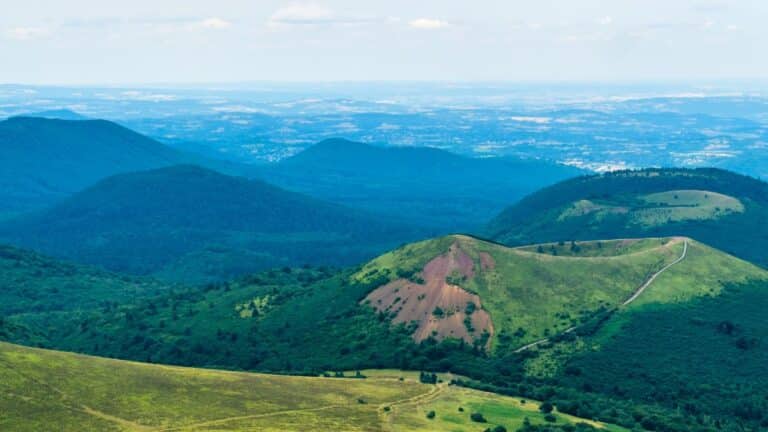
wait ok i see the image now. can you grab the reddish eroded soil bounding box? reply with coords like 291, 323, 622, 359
364, 242, 494, 346
479, 252, 495, 271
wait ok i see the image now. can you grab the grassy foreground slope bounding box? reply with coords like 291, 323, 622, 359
0, 342, 624, 432
486, 168, 768, 267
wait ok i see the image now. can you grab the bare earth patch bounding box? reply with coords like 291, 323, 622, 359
364, 242, 493, 346
479, 252, 495, 271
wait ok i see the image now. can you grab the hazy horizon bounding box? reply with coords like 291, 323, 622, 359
3, 0, 766, 84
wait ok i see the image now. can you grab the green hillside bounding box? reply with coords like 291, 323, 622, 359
259, 138, 583, 231
485, 168, 768, 268
354, 235, 765, 354
0, 243, 170, 344
0, 342, 624, 431
538, 262, 768, 431
0, 165, 425, 282
4, 234, 767, 431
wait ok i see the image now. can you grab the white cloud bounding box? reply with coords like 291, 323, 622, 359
408, 18, 449, 30
198, 17, 232, 30
271, 4, 333, 25
598, 16, 613, 25
527, 22, 542, 31
268, 3, 374, 27
5, 26, 49, 41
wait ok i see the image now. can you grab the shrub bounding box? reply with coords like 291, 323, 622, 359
419, 371, 438, 384
470, 412, 487, 423
465, 301, 477, 315
539, 401, 554, 413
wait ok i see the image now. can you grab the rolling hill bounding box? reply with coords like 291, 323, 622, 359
0, 116, 251, 218
352, 234, 766, 354
0, 342, 624, 432
258, 138, 583, 230
486, 168, 768, 268
4, 233, 767, 430
0, 165, 425, 282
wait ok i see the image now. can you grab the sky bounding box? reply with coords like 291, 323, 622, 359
1, 0, 766, 84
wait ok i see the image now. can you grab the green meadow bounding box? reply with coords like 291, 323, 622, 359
0, 342, 622, 431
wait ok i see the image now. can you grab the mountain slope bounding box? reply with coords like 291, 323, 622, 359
0, 117, 252, 218
0, 243, 168, 314
546, 258, 768, 432
353, 235, 766, 353
486, 168, 768, 267
258, 138, 583, 230
0, 342, 624, 432
0, 165, 424, 282
0, 243, 170, 344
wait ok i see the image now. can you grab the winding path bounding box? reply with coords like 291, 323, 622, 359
379, 382, 447, 431
514, 239, 689, 353
621, 239, 688, 306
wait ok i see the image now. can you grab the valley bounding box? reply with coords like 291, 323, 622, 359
1, 103, 768, 432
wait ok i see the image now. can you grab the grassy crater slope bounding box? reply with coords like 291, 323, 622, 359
0, 342, 624, 432
354, 235, 766, 355
486, 168, 768, 268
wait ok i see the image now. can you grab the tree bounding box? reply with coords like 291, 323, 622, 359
540, 401, 554, 414
419, 371, 438, 384
426, 410, 436, 419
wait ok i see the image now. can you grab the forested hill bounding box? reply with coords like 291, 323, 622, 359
486, 168, 768, 267
0, 165, 425, 282
0, 116, 252, 217
258, 138, 583, 230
